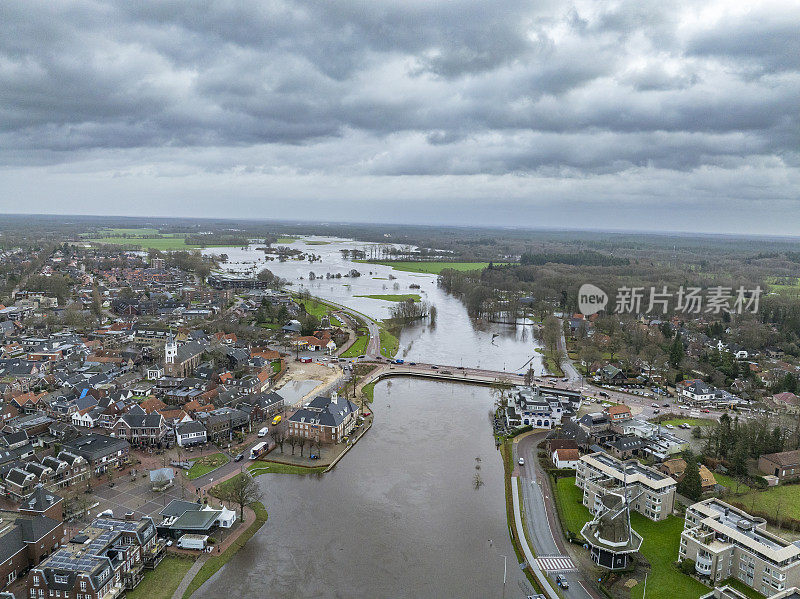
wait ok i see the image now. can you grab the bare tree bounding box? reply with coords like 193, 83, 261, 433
273, 426, 286, 453
220, 472, 263, 520
287, 435, 298, 455
298, 435, 306, 457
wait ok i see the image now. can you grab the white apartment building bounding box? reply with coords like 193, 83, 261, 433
680, 499, 800, 596
575, 452, 677, 522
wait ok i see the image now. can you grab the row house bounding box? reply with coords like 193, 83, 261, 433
196, 407, 250, 443
62, 434, 130, 475
27, 516, 164, 599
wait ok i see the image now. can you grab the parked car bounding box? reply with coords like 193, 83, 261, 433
518, 457, 525, 466
234, 453, 244, 462
599, 391, 609, 398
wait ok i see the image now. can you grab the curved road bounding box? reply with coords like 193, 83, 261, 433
515, 432, 600, 599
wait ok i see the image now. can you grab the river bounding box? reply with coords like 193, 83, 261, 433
194, 238, 542, 598
205, 237, 542, 372
194, 379, 534, 599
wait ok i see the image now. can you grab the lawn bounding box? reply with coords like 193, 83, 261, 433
340, 334, 368, 358
718, 578, 767, 599
378, 324, 399, 358
629, 513, 710, 599
88, 235, 194, 250
305, 240, 331, 245
187, 453, 229, 480
248, 461, 326, 475
354, 260, 509, 274
553, 476, 591, 538
127, 556, 195, 599
182, 500, 268, 599
734, 484, 800, 520
362, 381, 376, 402
275, 236, 298, 244
298, 297, 336, 318
714, 472, 751, 494
271, 360, 282, 374
659, 417, 716, 427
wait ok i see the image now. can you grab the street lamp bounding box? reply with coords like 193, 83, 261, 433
499, 554, 507, 599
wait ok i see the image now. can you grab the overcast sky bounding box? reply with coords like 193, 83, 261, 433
1, 0, 798, 234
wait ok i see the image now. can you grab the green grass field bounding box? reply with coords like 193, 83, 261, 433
734, 484, 800, 520
87, 227, 242, 250
355, 293, 421, 302
766, 276, 800, 295
248, 461, 326, 475
304, 240, 331, 245
88, 235, 194, 250
553, 476, 591, 538
275, 237, 298, 244
127, 556, 195, 599
187, 453, 229, 479
298, 297, 335, 318
340, 335, 369, 358
629, 513, 710, 599
714, 472, 752, 493
362, 381, 376, 402
379, 324, 399, 357
355, 260, 509, 274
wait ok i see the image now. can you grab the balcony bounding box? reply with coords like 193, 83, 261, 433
696, 554, 713, 575
144, 539, 167, 569
124, 566, 144, 590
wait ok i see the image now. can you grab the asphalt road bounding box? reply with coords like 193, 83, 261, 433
516, 432, 600, 599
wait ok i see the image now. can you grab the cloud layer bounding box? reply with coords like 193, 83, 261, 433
0, 0, 798, 232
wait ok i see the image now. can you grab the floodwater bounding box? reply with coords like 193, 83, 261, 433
205, 237, 543, 373
194, 379, 535, 599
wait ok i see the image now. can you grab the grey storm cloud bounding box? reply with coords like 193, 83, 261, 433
0, 0, 798, 233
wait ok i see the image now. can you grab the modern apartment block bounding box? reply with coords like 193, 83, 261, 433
680, 499, 800, 596
575, 452, 677, 521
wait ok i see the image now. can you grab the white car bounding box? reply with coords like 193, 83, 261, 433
665, 424, 675, 429
518, 457, 525, 466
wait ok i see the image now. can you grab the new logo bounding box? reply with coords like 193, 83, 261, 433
578, 284, 608, 316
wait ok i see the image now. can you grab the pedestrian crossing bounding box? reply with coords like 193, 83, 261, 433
536, 555, 576, 572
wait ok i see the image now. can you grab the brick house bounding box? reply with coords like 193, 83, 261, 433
111, 406, 167, 447
287, 394, 358, 444
0, 511, 63, 592
758, 449, 800, 481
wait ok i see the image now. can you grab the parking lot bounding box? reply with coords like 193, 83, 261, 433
86, 468, 194, 521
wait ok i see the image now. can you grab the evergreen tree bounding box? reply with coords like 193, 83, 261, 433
670, 333, 684, 368
678, 450, 703, 502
